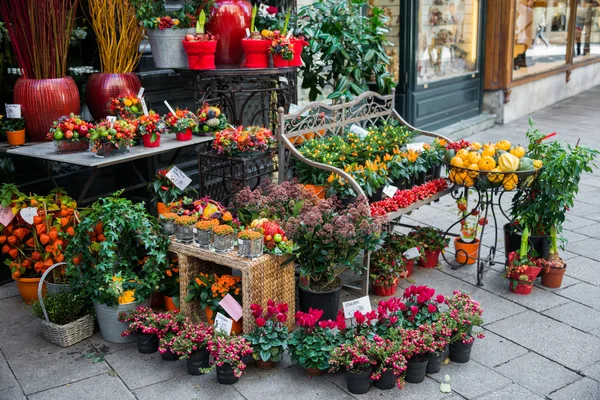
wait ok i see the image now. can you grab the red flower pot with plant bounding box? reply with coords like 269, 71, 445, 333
241, 6, 271, 68
370, 251, 402, 296
245, 300, 290, 369
505, 227, 542, 295
182, 11, 219, 70
165, 109, 199, 141
289, 36, 308, 67
269, 32, 294, 68
137, 111, 166, 148
409, 226, 449, 268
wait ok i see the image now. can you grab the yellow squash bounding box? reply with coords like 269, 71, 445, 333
498, 153, 519, 173
467, 164, 480, 178
482, 145, 496, 158
496, 140, 512, 151
533, 159, 543, 169
478, 156, 496, 171
510, 145, 526, 158
470, 142, 482, 151
467, 152, 481, 165
487, 167, 504, 183
503, 174, 518, 190
456, 149, 470, 161
450, 156, 464, 168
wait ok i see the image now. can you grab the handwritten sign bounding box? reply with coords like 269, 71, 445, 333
140, 98, 149, 116
106, 116, 116, 128
214, 312, 233, 335
164, 100, 176, 115
349, 124, 369, 139
165, 166, 192, 191
219, 294, 243, 322
403, 247, 421, 260
0, 206, 14, 226
5, 104, 21, 119
20, 207, 37, 225
383, 185, 398, 199
137, 87, 145, 99
407, 143, 425, 152
342, 296, 372, 319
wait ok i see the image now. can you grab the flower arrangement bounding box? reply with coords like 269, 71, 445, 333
269, 33, 293, 60
147, 166, 198, 206
89, 119, 136, 153
212, 126, 276, 156
185, 273, 242, 315
444, 290, 485, 344
165, 108, 198, 134
108, 95, 142, 120
196, 104, 228, 134
174, 215, 198, 226
213, 225, 234, 236
409, 226, 449, 253
401, 285, 445, 328
205, 333, 253, 378
237, 229, 263, 241
136, 110, 167, 142
250, 219, 296, 255
245, 301, 289, 363
196, 219, 220, 231
47, 113, 93, 142
329, 335, 374, 373
170, 321, 214, 357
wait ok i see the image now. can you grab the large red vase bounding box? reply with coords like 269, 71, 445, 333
13, 77, 80, 142
207, 0, 252, 65
86, 73, 142, 121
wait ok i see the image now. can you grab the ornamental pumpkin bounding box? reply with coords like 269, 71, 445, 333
454, 170, 468, 185
467, 164, 480, 178
482, 145, 496, 158
463, 175, 475, 187
533, 159, 543, 169
467, 152, 481, 165
503, 174, 518, 190
496, 140, 511, 151
498, 153, 519, 173
517, 157, 534, 171
487, 168, 504, 183
450, 156, 464, 168
448, 169, 457, 183
470, 142, 482, 151
457, 149, 470, 161
510, 145, 526, 159
478, 156, 496, 171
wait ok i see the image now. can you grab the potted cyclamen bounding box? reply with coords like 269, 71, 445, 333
205, 333, 253, 384
445, 290, 485, 363
165, 108, 198, 141
119, 306, 161, 354
245, 301, 289, 369
212, 225, 235, 252
1, 115, 26, 146
505, 227, 542, 295
195, 219, 219, 247
182, 11, 218, 70
170, 321, 214, 375
47, 114, 93, 153
369, 336, 407, 390
237, 229, 264, 258
241, 6, 271, 68
89, 119, 136, 158
137, 111, 166, 148
174, 216, 197, 244
329, 336, 374, 395
409, 226, 449, 268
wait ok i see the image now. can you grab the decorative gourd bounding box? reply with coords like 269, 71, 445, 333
496, 140, 511, 151
533, 159, 543, 169
467, 152, 481, 165
444, 149, 456, 163
482, 145, 496, 158
448, 169, 457, 183
476, 177, 491, 191
517, 157, 534, 171
454, 170, 468, 185
510, 145, 526, 159
478, 156, 496, 171
463, 175, 475, 187
498, 153, 519, 173
487, 168, 504, 183
470, 142, 482, 151
467, 164, 479, 178
456, 149, 470, 161
450, 156, 464, 168
503, 174, 518, 190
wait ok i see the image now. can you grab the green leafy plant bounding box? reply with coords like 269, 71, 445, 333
31, 290, 93, 325
0, 183, 25, 208
0, 116, 25, 132
409, 226, 449, 252
244, 301, 289, 363
148, 166, 197, 206
298, 0, 395, 101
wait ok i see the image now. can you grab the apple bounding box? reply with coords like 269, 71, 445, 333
273, 233, 282, 243
73, 132, 79, 138
100, 130, 109, 137
185, 34, 195, 42
64, 130, 73, 139
54, 131, 64, 140
79, 125, 88, 135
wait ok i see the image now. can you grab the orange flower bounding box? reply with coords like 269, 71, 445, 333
222, 212, 232, 222
166, 269, 172, 277
195, 277, 202, 285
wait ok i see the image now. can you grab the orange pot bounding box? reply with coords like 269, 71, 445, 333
157, 202, 172, 215
205, 306, 243, 334
13, 276, 44, 304
6, 129, 26, 146
164, 296, 180, 311
454, 237, 480, 265
302, 184, 327, 199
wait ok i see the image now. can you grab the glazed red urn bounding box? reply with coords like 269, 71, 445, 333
86, 73, 142, 120
207, 0, 252, 65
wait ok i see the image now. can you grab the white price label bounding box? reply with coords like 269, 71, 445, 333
383, 185, 398, 199
164, 100, 176, 116
285, 31, 293, 39
140, 98, 149, 116
193, 228, 198, 234
214, 312, 233, 335
165, 166, 192, 191
279, 76, 289, 84
407, 143, 425, 152
137, 87, 145, 99
106, 116, 116, 128
20, 207, 38, 225
349, 124, 369, 139
342, 296, 372, 319
403, 247, 421, 260
288, 103, 309, 117
5, 104, 21, 119
0, 206, 15, 226
245, 28, 251, 37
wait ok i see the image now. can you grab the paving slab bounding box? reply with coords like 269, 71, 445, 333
533, 274, 581, 291
583, 362, 600, 383
0, 283, 19, 301
558, 282, 600, 310
474, 383, 545, 400
568, 202, 600, 218
27, 373, 134, 400
494, 352, 580, 395
469, 331, 529, 368
542, 302, 600, 333
88, 332, 137, 355
572, 223, 600, 239
562, 238, 600, 261
7, 340, 109, 395
564, 256, 600, 286
486, 311, 600, 370
562, 228, 592, 244
134, 373, 246, 400
0, 352, 18, 392
0, 386, 26, 400
0, 318, 61, 360
549, 377, 600, 400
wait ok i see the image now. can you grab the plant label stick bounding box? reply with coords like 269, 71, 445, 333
164, 101, 176, 116
214, 312, 233, 335
219, 294, 243, 322
137, 87, 145, 99
349, 124, 369, 139
245, 28, 251, 37
140, 98, 149, 116
342, 296, 372, 319
383, 185, 398, 199
403, 247, 421, 260
0, 206, 14, 226
5, 104, 21, 119
165, 166, 192, 191
19, 207, 37, 225
106, 116, 116, 128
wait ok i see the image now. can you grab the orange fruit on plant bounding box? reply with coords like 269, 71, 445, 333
123, 99, 133, 107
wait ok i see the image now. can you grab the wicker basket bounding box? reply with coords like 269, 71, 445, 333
37, 262, 95, 347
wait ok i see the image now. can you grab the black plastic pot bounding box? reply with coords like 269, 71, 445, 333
160, 349, 179, 361
405, 356, 429, 383
298, 282, 341, 321
374, 369, 397, 390
393, 178, 408, 190
137, 333, 159, 354
216, 363, 239, 384
427, 347, 447, 374
368, 187, 384, 203
186, 350, 210, 375
415, 171, 427, 185
504, 223, 549, 264
346, 369, 371, 394
449, 341, 473, 363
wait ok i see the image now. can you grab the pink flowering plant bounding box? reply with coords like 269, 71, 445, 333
445, 290, 485, 344
118, 306, 162, 336
368, 335, 407, 388
373, 297, 406, 336
388, 325, 437, 362
205, 333, 253, 378
329, 335, 375, 373
401, 285, 446, 328
154, 311, 186, 354
244, 300, 289, 363
169, 321, 214, 358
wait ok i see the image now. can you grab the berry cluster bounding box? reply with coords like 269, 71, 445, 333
370, 178, 448, 216
445, 139, 471, 151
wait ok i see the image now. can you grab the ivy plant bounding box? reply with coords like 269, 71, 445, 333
298, 0, 395, 101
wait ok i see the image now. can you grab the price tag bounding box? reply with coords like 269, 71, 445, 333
245, 28, 251, 37
164, 100, 176, 115
403, 247, 421, 260
407, 143, 425, 152
349, 124, 369, 139
137, 87, 145, 99
0, 206, 15, 226
342, 296, 372, 319
193, 228, 198, 234
214, 312, 233, 335
140, 98, 149, 116
259, 3, 269, 15
285, 31, 293, 39
106, 116, 116, 128
165, 166, 192, 191
219, 294, 243, 322
383, 185, 398, 199
279, 76, 288, 84
20, 207, 38, 225
5, 104, 21, 119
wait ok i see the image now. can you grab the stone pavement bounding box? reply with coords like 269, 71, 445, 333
1, 85, 600, 399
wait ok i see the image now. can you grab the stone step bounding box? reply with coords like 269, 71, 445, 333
437, 112, 497, 140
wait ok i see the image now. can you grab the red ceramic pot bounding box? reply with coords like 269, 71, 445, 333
241, 39, 270, 68
176, 128, 193, 141
372, 278, 398, 296
289, 38, 308, 67
419, 249, 441, 269
142, 133, 161, 148
86, 73, 141, 120
182, 40, 218, 70
403, 260, 414, 278
13, 77, 80, 142
207, 0, 252, 65
272, 54, 289, 68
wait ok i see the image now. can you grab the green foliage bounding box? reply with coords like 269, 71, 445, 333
0, 183, 25, 208
298, 0, 395, 101
31, 290, 93, 325
287, 326, 338, 370
245, 321, 289, 362
0, 117, 25, 132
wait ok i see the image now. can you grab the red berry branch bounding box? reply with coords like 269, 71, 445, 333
370, 179, 449, 216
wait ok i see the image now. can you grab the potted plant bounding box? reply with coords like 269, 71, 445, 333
194, 219, 218, 247
427, 320, 451, 374
505, 226, 542, 295
444, 290, 485, 363
108, 95, 143, 120
160, 254, 180, 311
196, 104, 228, 136
205, 333, 253, 384
182, 11, 218, 70
137, 111, 167, 148
170, 321, 214, 375
65, 192, 169, 343
454, 195, 482, 265
251, 219, 296, 256
387, 326, 435, 384
241, 5, 271, 68
47, 114, 93, 153
148, 166, 198, 215
89, 119, 136, 158
369, 249, 403, 296
0, 115, 26, 146
409, 226, 449, 269
159, 213, 178, 235
369, 336, 407, 390
156, 311, 187, 361
237, 229, 264, 258
212, 126, 276, 157
329, 336, 375, 394
174, 215, 197, 244
212, 225, 235, 252
165, 108, 198, 141
269, 32, 294, 68
245, 301, 289, 369
401, 285, 445, 328
118, 306, 162, 353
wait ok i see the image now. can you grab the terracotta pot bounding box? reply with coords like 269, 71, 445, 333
86, 73, 141, 120
454, 238, 479, 265
142, 133, 161, 148
207, 0, 252, 65
241, 39, 270, 68
418, 249, 441, 269
182, 40, 217, 70
164, 296, 180, 311
14, 276, 44, 304
272, 54, 289, 68
306, 367, 325, 377
541, 266, 567, 288
289, 38, 308, 67
301, 184, 327, 199
256, 359, 276, 369
175, 128, 193, 141
6, 129, 26, 146
372, 278, 398, 296
205, 306, 243, 334
14, 77, 80, 142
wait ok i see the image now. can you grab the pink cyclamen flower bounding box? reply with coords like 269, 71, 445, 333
427, 303, 437, 313
255, 317, 266, 327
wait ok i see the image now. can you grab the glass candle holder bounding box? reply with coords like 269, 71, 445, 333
175, 225, 194, 244
212, 233, 234, 253
237, 238, 264, 258
195, 229, 213, 248
159, 218, 176, 236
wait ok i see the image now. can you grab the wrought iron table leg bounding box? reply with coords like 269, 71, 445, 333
476, 190, 492, 286
77, 168, 98, 205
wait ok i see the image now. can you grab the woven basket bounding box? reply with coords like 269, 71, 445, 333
37, 262, 95, 347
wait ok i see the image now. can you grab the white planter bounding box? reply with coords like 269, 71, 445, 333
147, 28, 194, 69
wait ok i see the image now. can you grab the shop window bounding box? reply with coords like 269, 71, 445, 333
416, 0, 481, 85
573, 0, 600, 61
513, 0, 570, 79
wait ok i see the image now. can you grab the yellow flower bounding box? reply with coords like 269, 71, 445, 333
384, 154, 393, 162
118, 290, 135, 304
112, 276, 123, 282
327, 173, 336, 183
393, 147, 401, 155
423, 143, 431, 150
173, 19, 180, 25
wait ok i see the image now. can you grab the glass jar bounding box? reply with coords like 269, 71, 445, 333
212, 233, 234, 253
195, 229, 212, 248
54, 139, 89, 154
237, 237, 264, 258
159, 218, 176, 236
175, 225, 194, 244
94, 142, 130, 158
